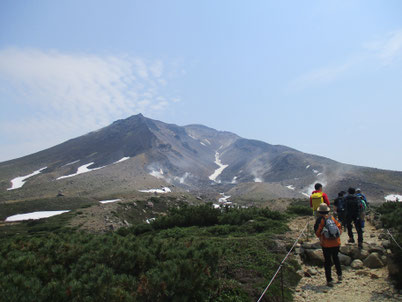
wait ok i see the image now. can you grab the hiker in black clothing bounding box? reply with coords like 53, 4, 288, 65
333, 191, 346, 230
345, 187, 363, 248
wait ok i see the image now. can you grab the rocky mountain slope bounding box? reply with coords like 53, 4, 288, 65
0, 114, 401, 203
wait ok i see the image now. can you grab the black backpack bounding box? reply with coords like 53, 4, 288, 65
346, 195, 360, 217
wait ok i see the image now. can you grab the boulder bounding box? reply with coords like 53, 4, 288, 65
351, 259, 364, 269
304, 249, 325, 266
338, 253, 352, 266
306, 268, 318, 275
382, 240, 391, 249
368, 245, 386, 255
351, 248, 369, 260
340, 245, 353, 256
302, 241, 321, 249
381, 255, 388, 265
379, 233, 388, 240
363, 252, 384, 269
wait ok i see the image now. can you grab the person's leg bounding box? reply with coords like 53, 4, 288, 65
322, 247, 332, 283
331, 246, 342, 279
346, 217, 354, 242
355, 218, 363, 247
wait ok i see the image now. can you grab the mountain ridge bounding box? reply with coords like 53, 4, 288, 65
1, 114, 401, 203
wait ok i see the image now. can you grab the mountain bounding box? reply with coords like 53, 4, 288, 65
1, 114, 401, 203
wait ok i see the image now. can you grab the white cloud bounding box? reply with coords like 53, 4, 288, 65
0, 48, 181, 161
366, 29, 402, 65
290, 28, 402, 90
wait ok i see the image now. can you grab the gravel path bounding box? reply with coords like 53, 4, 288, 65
289, 216, 401, 302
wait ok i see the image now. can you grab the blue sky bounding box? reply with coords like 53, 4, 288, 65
1, 0, 402, 170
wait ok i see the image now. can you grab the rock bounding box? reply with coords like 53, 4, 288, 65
340, 245, 354, 256
304, 249, 325, 266
363, 252, 384, 268
351, 259, 364, 269
307, 268, 318, 275
146, 201, 154, 208
370, 234, 376, 238
338, 253, 352, 266
351, 248, 369, 260
382, 240, 391, 249
304, 271, 312, 277
370, 273, 379, 279
302, 241, 321, 249
356, 270, 370, 276
369, 245, 386, 255
381, 255, 388, 265
379, 233, 387, 240
132, 202, 137, 207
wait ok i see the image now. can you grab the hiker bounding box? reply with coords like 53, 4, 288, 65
310, 183, 330, 217
314, 203, 342, 287
345, 187, 364, 248
333, 191, 346, 230
356, 188, 368, 229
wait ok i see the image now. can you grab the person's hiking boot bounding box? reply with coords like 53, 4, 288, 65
327, 281, 334, 287
337, 275, 343, 283
348, 238, 355, 243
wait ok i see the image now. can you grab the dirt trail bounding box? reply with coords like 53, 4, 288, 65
288, 216, 401, 302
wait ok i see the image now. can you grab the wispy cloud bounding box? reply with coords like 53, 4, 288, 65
289, 29, 402, 90
366, 29, 402, 65
0, 48, 181, 161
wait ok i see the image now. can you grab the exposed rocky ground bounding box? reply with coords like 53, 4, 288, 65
288, 215, 401, 301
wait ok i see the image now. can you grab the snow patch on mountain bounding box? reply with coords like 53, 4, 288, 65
5, 210, 70, 222
7, 167, 47, 190
200, 142, 206, 146
286, 185, 295, 190
114, 157, 130, 164
57, 162, 104, 180
139, 187, 171, 194
209, 151, 228, 183
231, 176, 238, 184
384, 194, 402, 202
306, 165, 310, 169
254, 178, 262, 183
218, 193, 231, 203
99, 199, 121, 204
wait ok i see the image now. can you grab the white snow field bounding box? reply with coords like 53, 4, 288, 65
57, 162, 104, 180
209, 151, 228, 182
139, 187, 172, 194
7, 167, 47, 190
5, 210, 70, 222
114, 157, 130, 164
99, 199, 121, 204
218, 193, 231, 203
384, 194, 402, 202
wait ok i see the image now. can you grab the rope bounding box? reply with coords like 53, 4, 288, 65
369, 208, 402, 251
256, 220, 309, 302
386, 229, 402, 251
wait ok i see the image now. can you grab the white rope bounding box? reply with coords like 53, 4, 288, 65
256, 220, 309, 302
369, 208, 402, 251
386, 229, 402, 251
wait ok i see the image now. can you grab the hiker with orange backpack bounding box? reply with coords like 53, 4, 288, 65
314, 203, 343, 287
310, 183, 330, 217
